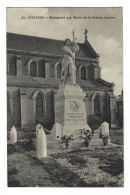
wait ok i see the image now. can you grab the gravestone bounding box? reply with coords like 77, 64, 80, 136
36, 124, 43, 137
101, 121, 111, 144
101, 122, 109, 136
55, 84, 90, 137
91, 121, 111, 146
52, 123, 62, 139
36, 127, 47, 159
10, 125, 17, 144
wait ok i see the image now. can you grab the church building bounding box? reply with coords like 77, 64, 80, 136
7, 30, 117, 132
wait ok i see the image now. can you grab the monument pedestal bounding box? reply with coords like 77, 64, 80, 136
55, 84, 90, 138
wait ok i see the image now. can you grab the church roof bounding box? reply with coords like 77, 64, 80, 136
7, 33, 97, 59
96, 78, 114, 87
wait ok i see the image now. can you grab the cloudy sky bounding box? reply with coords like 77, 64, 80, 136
6, 7, 123, 96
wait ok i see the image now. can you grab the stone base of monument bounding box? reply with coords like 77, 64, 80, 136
55, 84, 91, 137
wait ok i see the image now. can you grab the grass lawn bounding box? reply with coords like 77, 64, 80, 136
7, 141, 123, 187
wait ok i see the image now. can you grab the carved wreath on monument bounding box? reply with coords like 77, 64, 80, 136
69, 101, 80, 112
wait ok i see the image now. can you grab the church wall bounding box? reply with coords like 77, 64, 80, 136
7, 50, 117, 131
50, 59, 60, 78
45, 90, 55, 129
117, 102, 123, 127
7, 84, 117, 131
94, 66, 101, 79
76, 61, 91, 80
7, 54, 16, 75
7, 84, 55, 131
8, 54, 63, 79
110, 96, 117, 127
20, 87, 55, 130
49, 62, 55, 78
20, 89, 35, 130
7, 87, 21, 129
21, 55, 31, 76
98, 67, 101, 78
83, 90, 117, 129
21, 55, 46, 77
7, 53, 100, 80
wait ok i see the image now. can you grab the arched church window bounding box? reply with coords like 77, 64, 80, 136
38, 60, 45, 78
30, 61, 37, 77
36, 92, 44, 124
57, 63, 62, 78
88, 65, 94, 80
81, 66, 86, 80
8, 56, 17, 76
36, 93, 43, 113
94, 94, 101, 115
7, 92, 11, 115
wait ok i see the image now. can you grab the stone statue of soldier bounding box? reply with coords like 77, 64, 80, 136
60, 36, 79, 86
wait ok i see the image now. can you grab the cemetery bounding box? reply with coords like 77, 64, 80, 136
7, 120, 123, 187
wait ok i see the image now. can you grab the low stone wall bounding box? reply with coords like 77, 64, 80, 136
110, 129, 123, 145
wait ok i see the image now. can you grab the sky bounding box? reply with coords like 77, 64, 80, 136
6, 7, 123, 96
